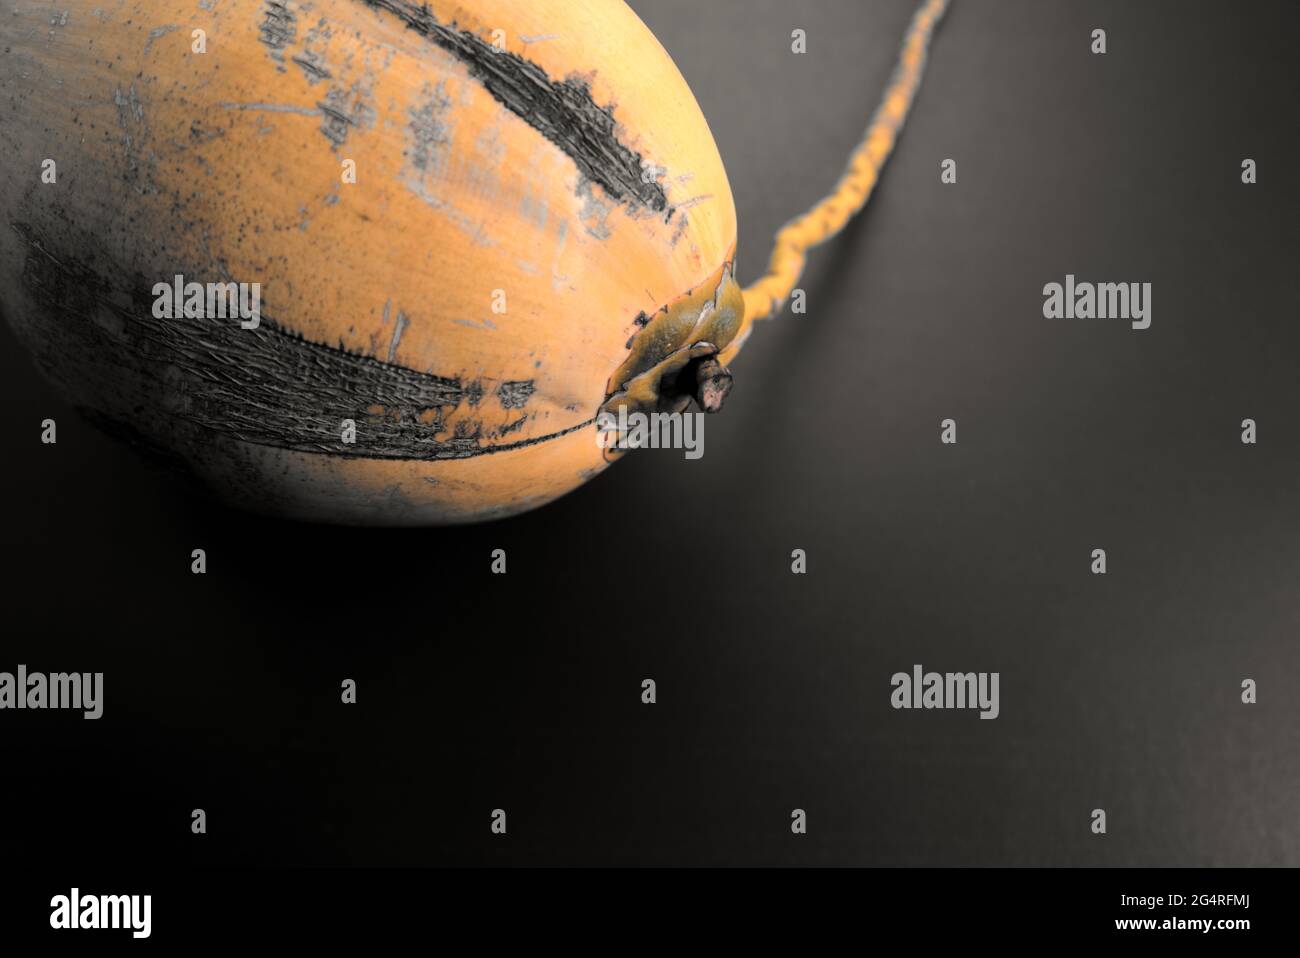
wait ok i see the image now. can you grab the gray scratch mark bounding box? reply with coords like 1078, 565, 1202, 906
406, 80, 454, 178
676, 194, 714, 211
292, 53, 332, 83
577, 178, 613, 241
550, 219, 570, 291
144, 23, 179, 55
387, 310, 410, 362
319, 81, 376, 149
452, 318, 498, 331
220, 102, 323, 115
259, 0, 295, 71
498, 380, 535, 409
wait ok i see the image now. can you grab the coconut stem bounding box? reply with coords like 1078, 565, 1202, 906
740, 0, 951, 324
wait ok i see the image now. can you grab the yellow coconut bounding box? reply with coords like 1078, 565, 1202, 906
0, 0, 948, 524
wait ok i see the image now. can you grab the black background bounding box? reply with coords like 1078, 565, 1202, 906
3, 0, 1298, 868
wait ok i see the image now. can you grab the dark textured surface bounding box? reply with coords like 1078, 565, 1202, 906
2, 0, 1299, 867
10, 222, 563, 459
362, 0, 674, 212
